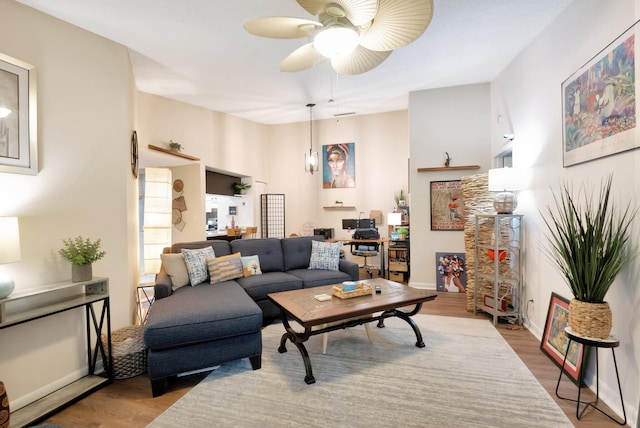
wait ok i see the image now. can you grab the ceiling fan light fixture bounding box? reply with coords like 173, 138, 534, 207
314, 26, 359, 58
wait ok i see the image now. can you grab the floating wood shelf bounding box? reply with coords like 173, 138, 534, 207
323, 206, 356, 210
417, 165, 480, 172
148, 144, 200, 161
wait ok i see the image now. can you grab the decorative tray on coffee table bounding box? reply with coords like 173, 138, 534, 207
332, 282, 373, 299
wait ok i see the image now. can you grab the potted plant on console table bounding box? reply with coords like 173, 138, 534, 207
541, 175, 638, 339
59, 236, 107, 282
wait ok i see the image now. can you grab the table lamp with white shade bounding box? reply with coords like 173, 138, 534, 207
0, 217, 21, 299
488, 168, 524, 214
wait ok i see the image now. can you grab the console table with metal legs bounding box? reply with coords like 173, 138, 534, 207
0, 277, 112, 427
555, 327, 626, 425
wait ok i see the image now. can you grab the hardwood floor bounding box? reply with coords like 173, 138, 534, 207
41, 292, 627, 427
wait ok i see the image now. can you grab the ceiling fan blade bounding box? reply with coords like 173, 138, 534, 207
331, 45, 391, 75
359, 0, 434, 51
297, 0, 377, 26
281, 43, 328, 72
244, 17, 321, 39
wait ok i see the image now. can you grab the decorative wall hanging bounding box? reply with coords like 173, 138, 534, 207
0, 52, 37, 175
562, 20, 639, 167
323, 142, 355, 188
172, 179, 187, 231
540, 293, 587, 385
430, 180, 464, 231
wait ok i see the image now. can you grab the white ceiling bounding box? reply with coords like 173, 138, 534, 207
17, 0, 574, 125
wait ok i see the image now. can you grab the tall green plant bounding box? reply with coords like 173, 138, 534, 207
541, 176, 638, 303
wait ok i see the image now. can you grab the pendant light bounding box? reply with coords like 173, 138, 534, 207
304, 103, 318, 174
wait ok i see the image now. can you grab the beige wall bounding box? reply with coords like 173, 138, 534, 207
409, 83, 492, 288
491, 0, 640, 421
0, 2, 136, 408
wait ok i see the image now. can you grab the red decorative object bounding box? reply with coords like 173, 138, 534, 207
487, 249, 506, 261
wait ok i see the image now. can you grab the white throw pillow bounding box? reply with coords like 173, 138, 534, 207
308, 240, 341, 271
160, 253, 190, 290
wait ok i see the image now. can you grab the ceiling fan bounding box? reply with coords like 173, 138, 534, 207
244, 0, 434, 75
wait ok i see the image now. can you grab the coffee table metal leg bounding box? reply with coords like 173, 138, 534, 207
278, 313, 316, 384
378, 303, 425, 348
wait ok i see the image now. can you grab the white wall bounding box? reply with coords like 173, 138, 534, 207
267, 110, 409, 264
409, 83, 492, 288
0, 2, 136, 409
491, 0, 639, 423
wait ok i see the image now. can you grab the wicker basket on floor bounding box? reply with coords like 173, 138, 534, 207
102, 325, 147, 379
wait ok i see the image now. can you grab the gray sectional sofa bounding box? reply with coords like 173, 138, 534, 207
143, 235, 359, 396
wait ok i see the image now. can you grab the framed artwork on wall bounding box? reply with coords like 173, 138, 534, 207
435, 252, 467, 292
323, 143, 355, 188
562, 20, 639, 167
0, 52, 37, 175
540, 293, 587, 385
430, 180, 464, 231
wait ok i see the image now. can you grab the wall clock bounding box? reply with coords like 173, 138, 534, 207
131, 130, 139, 178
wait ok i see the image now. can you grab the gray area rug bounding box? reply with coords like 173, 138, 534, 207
148, 314, 572, 427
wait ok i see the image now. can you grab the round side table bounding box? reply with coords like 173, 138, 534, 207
554, 327, 626, 425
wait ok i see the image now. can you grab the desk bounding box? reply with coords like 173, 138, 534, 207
329, 238, 387, 278
555, 327, 626, 425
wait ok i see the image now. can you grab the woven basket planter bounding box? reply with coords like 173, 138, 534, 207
102, 325, 147, 379
569, 299, 612, 339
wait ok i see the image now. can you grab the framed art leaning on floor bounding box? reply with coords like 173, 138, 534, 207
540, 293, 587, 385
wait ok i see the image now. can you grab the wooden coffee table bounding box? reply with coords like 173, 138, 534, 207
267, 278, 437, 384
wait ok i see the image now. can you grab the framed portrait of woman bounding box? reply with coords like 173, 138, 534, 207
322, 142, 355, 188
435, 252, 467, 292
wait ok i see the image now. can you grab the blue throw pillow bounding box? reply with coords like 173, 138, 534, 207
181, 247, 215, 285
308, 240, 341, 271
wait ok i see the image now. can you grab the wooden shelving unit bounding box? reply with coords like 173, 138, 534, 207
148, 144, 200, 161
323, 206, 356, 210
417, 165, 480, 172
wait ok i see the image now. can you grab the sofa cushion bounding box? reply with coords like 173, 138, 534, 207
308, 240, 341, 271
241, 255, 262, 277
182, 247, 215, 285
281, 235, 324, 271
144, 282, 262, 350
288, 268, 352, 288
170, 240, 231, 257
235, 271, 302, 301
231, 238, 284, 272
160, 253, 190, 290
207, 253, 244, 284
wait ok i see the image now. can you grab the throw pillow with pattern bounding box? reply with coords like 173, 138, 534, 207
241, 255, 262, 277
308, 240, 341, 271
207, 253, 244, 284
181, 247, 215, 286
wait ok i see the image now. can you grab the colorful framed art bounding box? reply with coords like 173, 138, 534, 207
322, 142, 355, 188
435, 252, 467, 292
540, 293, 587, 385
562, 20, 639, 167
430, 180, 464, 231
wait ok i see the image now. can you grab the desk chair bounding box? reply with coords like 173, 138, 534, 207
350, 242, 379, 278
